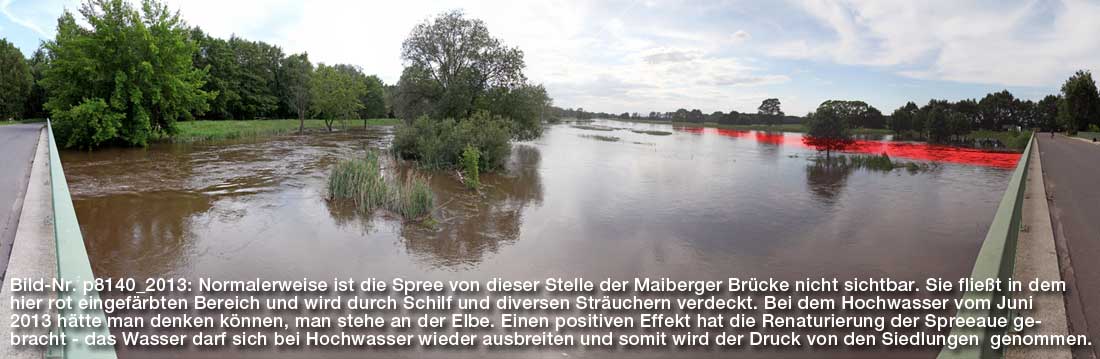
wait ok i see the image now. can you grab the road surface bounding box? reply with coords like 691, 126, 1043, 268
1038, 133, 1100, 358
0, 123, 43, 282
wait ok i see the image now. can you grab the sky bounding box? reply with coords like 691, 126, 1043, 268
2, 0, 1097, 115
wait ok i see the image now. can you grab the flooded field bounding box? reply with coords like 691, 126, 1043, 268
62, 119, 1018, 358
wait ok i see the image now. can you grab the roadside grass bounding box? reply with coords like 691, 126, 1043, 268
165, 118, 399, 143
966, 130, 1031, 150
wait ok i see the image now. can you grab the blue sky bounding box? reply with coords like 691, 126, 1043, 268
2, 0, 1096, 115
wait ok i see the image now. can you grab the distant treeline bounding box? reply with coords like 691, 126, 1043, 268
552, 71, 1100, 141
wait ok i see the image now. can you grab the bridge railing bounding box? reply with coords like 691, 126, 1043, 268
937, 133, 1034, 359
45, 120, 118, 359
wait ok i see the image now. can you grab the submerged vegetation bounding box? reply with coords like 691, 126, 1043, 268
328, 151, 434, 220
630, 129, 673, 136
811, 153, 937, 173
579, 134, 621, 142
461, 145, 480, 189
572, 124, 615, 131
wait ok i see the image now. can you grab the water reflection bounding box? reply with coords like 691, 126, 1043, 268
400, 145, 544, 268
74, 192, 211, 279
804, 159, 854, 204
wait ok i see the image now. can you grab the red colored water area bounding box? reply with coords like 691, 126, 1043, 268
671, 126, 1020, 168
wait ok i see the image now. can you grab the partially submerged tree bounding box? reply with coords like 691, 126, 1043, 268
804, 101, 854, 158
44, 0, 211, 148
280, 53, 313, 133
0, 38, 32, 120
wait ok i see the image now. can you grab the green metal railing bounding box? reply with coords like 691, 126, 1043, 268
937, 134, 1034, 359
46, 120, 118, 359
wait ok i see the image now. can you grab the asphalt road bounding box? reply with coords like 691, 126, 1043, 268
1038, 133, 1100, 358
0, 123, 43, 282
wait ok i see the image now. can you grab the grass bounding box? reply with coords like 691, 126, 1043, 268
571, 124, 616, 131
966, 130, 1031, 150
165, 118, 400, 143
580, 134, 621, 142
630, 129, 673, 136
328, 150, 434, 221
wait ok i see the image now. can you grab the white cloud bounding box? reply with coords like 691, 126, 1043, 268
1, 0, 53, 37
731, 29, 751, 42
771, 0, 1100, 87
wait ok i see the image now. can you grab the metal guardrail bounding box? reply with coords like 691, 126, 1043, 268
937, 134, 1034, 359
46, 120, 118, 359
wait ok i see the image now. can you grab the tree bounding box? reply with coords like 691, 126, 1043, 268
0, 38, 32, 120
23, 46, 49, 119
44, 0, 211, 148
921, 100, 954, 143
363, 75, 387, 119
804, 102, 854, 158
279, 53, 312, 133
758, 98, 783, 125
1059, 70, 1100, 132
226, 36, 282, 119
978, 90, 1021, 130
311, 64, 364, 131
1036, 95, 1061, 132
397, 10, 526, 120
191, 28, 239, 119
816, 100, 882, 129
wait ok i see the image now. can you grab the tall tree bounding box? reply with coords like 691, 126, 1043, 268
1036, 95, 1061, 132
311, 63, 364, 131
0, 39, 32, 120
23, 46, 50, 119
191, 28, 239, 119
888, 102, 919, 136
757, 98, 783, 125
804, 101, 853, 158
1059, 70, 1100, 132
398, 10, 526, 120
279, 53, 313, 133
44, 0, 211, 148
921, 100, 954, 143
978, 90, 1021, 130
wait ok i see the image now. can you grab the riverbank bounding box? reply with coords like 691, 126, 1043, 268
163, 118, 400, 143
604, 118, 894, 136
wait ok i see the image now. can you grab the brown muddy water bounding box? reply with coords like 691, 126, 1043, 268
62, 120, 1013, 358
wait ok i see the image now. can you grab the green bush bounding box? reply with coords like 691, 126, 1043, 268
392, 110, 511, 170
461, 145, 480, 189
1089, 124, 1100, 132
53, 98, 124, 149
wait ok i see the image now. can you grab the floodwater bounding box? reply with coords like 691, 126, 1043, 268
62, 119, 1018, 358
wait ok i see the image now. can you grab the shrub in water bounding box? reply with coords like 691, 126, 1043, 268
461, 145, 480, 189
392, 110, 511, 170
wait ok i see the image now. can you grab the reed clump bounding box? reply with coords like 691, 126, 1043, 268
328, 150, 434, 220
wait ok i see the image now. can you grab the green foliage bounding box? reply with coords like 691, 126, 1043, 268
23, 47, 49, 119
889, 102, 920, 136
328, 150, 434, 220
44, 0, 212, 148
394, 10, 547, 147
311, 64, 365, 131
278, 53, 313, 132
461, 145, 480, 189
817, 100, 884, 129
1088, 124, 1099, 132
54, 98, 124, 149
758, 98, 784, 117
392, 111, 511, 170
1059, 70, 1100, 132
0, 38, 32, 120
804, 101, 854, 156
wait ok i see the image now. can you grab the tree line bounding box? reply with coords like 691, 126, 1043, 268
0, 0, 392, 148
